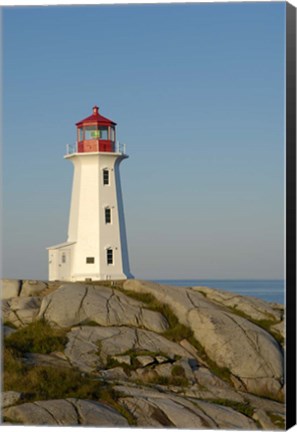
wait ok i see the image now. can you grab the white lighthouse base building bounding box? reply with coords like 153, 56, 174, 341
48, 150, 132, 282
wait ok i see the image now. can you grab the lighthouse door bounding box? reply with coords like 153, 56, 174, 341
59, 249, 71, 280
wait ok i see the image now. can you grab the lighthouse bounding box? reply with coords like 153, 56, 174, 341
48, 106, 133, 281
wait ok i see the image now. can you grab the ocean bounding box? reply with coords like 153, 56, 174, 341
152, 279, 285, 304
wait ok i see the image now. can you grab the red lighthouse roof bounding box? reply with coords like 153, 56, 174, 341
76, 106, 117, 127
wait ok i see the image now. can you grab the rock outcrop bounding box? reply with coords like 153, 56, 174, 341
3, 399, 129, 426
38, 284, 168, 333
123, 280, 284, 400
1, 278, 285, 429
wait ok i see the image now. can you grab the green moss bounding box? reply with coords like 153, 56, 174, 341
5, 320, 68, 354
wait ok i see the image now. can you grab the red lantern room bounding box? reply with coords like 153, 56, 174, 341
76, 106, 117, 153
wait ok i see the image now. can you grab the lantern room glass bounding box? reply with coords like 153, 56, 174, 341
84, 126, 99, 140
78, 126, 115, 142
110, 127, 115, 142
99, 127, 108, 140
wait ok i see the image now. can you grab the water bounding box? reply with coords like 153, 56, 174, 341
152, 279, 285, 304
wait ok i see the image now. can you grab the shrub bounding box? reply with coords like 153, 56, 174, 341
3, 346, 136, 425
171, 365, 186, 377
5, 320, 68, 354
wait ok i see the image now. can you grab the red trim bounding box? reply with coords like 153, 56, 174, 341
78, 139, 115, 153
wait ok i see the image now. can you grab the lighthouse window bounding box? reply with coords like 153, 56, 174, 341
61, 253, 66, 264
110, 127, 115, 141
86, 257, 95, 264
107, 249, 113, 265
105, 208, 111, 224
103, 169, 109, 185
85, 126, 98, 140
99, 127, 108, 140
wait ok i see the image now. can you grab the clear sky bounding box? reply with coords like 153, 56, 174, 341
2, 2, 285, 280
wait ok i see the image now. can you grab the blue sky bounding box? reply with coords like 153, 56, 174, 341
2, 2, 285, 280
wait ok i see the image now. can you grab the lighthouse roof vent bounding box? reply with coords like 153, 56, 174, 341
76, 106, 117, 127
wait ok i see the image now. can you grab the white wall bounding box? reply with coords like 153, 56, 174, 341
63, 151, 132, 281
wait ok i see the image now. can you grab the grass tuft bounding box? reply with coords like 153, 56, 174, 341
5, 320, 68, 354
3, 346, 136, 425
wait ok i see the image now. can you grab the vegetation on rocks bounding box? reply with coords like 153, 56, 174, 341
3, 346, 135, 425
2, 278, 285, 429
207, 398, 255, 418
227, 306, 284, 346
5, 320, 68, 354
120, 288, 233, 383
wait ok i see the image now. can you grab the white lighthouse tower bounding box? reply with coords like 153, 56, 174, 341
48, 106, 133, 281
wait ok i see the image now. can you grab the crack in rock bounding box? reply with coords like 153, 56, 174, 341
33, 402, 59, 425
17, 280, 23, 297
39, 297, 53, 320
76, 286, 89, 321
66, 399, 83, 425
11, 309, 24, 326
105, 291, 115, 325
224, 312, 279, 377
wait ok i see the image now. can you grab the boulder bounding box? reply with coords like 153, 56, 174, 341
112, 355, 131, 365
136, 355, 155, 367
38, 284, 168, 333
1, 280, 21, 299
194, 400, 257, 429
192, 285, 283, 322
100, 367, 129, 381
2, 296, 41, 327
20, 280, 47, 297
123, 280, 284, 399
154, 363, 173, 378
115, 384, 257, 429
270, 321, 285, 340
155, 356, 168, 364
3, 399, 129, 426
252, 408, 278, 429
194, 366, 230, 389
120, 395, 215, 428
65, 325, 190, 373
23, 353, 71, 369
183, 384, 246, 403
2, 391, 23, 408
